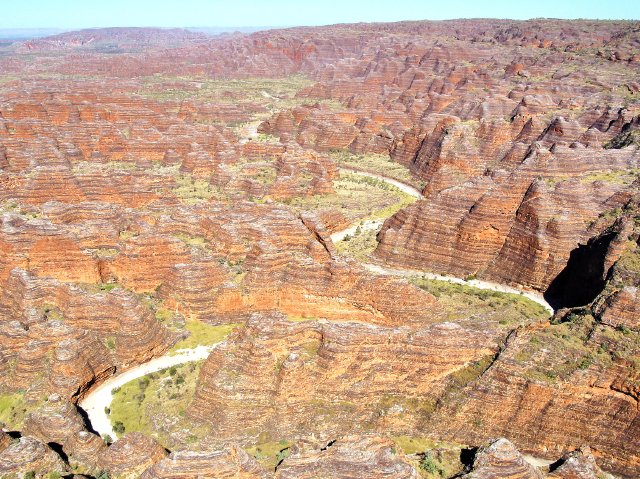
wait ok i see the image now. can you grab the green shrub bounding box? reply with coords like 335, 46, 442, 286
113, 421, 126, 435
276, 447, 290, 464
138, 377, 150, 390
578, 355, 592, 369
420, 453, 442, 475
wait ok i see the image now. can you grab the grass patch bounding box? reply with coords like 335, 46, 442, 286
0, 391, 27, 429
287, 172, 417, 226
579, 168, 640, 185
391, 436, 466, 478
109, 362, 209, 449
448, 355, 495, 388
246, 439, 293, 470
336, 225, 379, 261
285, 315, 317, 322
136, 74, 314, 110
412, 277, 549, 326
173, 233, 208, 249
169, 321, 239, 352
172, 174, 223, 204
330, 150, 425, 189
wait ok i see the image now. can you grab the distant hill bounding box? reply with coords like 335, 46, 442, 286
0, 28, 68, 41
16, 27, 212, 53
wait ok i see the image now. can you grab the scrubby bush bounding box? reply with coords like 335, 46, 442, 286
420, 453, 442, 475
138, 377, 150, 390
113, 421, 126, 435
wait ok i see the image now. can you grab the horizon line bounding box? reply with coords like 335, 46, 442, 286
2, 16, 639, 32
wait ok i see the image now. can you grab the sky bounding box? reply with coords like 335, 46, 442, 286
2, 0, 639, 30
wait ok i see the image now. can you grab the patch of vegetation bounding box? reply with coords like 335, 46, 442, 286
119, 230, 138, 241
448, 355, 495, 388
329, 150, 425, 189
412, 277, 549, 325
391, 436, 444, 455
136, 74, 314, 110
391, 437, 465, 478
579, 168, 640, 185
285, 315, 317, 322
246, 439, 293, 470
0, 391, 27, 429
516, 311, 640, 383
336, 225, 379, 261
98, 283, 119, 292
172, 174, 223, 204
253, 133, 281, 144
42, 304, 64, 322
109, 361, 210, 448
375, 395, 438, 419
169, 321, 239, 352
93, 247, 120, 259
105, 337, 116, 351
604, 129, 640, 149
287, 172, 417, 228
172, 233, 208, 249
420, 453, 444, 476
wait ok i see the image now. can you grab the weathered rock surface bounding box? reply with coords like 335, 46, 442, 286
0, 430, 11, 452
189, 311, 499, 443
461, 438, 543, 479
429, 311, 640, 477
275, 435, 419, 479
0, 436, 68, 477
22, 394, 105, 468
547, 446, 607, 479
141, 445, 270, 479
101, 432, 168, 477
0, 268, 176, 399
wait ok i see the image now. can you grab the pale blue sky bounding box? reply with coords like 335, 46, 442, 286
2, 0, 639, 29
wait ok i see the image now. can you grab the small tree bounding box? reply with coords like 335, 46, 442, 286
113, 421, 126, 435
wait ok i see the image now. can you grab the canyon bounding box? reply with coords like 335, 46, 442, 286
0, 18, 638, 479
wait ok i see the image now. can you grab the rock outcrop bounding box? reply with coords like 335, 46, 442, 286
141, 445, 270, 479
461, 438, 543, 479
189, 311, 501, 443
548, 446, 607, 479
0, 436, 68, 477
275, 435, 419, 479
101, 432, 168, 477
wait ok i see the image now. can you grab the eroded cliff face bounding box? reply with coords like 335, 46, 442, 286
188, 311, 499, 443
428, 200, 640, 477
